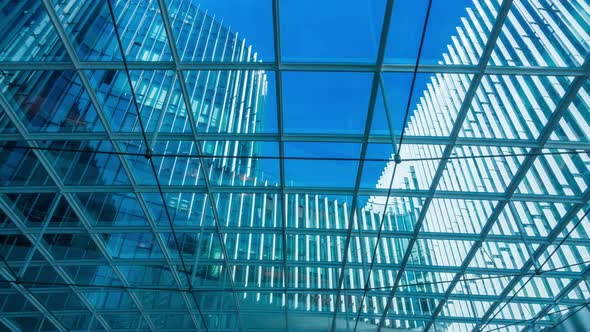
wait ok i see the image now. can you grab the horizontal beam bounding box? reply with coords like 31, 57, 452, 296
0, 307, 542, 327
0, 185, 583, 204
0, 285, 584, 307
1, 259, 583, 279
1, 133, 589, 150
0, 61, 585, 76
2, 226, 590, 246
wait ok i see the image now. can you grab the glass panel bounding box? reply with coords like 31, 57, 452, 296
386, 0, 481, 65
213, 192, 282, 229
371, 73, 418, 137
0, 315, 46, 332
1, 0, 589, 330
489, 0, 589, 67
43, 140, 130, 186
400, 72, 473, 138
411, 238, 474, 267
279, 0, 386, 63
0, 0, 69, 61
360, 143, 394, 189
43, 232, 103, 261
518, 150, 588, 196
386, 144, 445, 191
166, 0, 274, 62
469, 241, 529, 270
51, 0, 172, 61
282, 72, 372, 134
284, 142, 360, 188
74, 192, 150, 226
203, 140, 281, 187
552, 81, 590, 142
0, 71, 105, 133
438, 145, 528, 193
119, 140, 158, 186
421, 198, 497, 234
490, 202, 572, 237
4, 193, 59, 225
0, 145, 53, 186
184, 70, 277, 133
0, 234, 35, 262
459, 75, 572, 140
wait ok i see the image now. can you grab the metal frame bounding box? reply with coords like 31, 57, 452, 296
1, 0, 589, 331
376, 1, 514, 329
0, 61, 586, 77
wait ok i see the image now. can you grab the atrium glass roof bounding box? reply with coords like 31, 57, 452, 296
0, 0, 589, 331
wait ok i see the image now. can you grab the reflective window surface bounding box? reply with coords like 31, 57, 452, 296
0, 0, 589, 331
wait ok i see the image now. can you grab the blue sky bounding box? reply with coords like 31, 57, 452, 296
198, 0, 474, 63
197, 0, 475, 189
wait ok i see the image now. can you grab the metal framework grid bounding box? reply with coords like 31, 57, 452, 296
0, 0, 589, 331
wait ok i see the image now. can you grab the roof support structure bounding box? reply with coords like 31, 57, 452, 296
329, 1, 396, 331
155, 0, 245, 328
425, 52, 590, 332
376, 2, 515, 330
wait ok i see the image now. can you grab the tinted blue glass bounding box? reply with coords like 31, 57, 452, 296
370, 73, 418, 137
183, 70, 276, 134
385, 0, 478, 64
0, 0, 589, 330
279, 0, 386, 62
0, 145, 53, 186
52, 0, 172, 61
43, 140, 130, 186
0, 0, 69, 61
0, 71, 105, 133
282, 72, 373, 134
284, 142, 360, 188
168, 0, 274, 61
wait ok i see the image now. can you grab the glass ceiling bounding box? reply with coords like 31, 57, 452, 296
0, 0, 589, 331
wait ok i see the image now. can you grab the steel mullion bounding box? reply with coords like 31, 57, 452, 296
155, 1, 244, 329
3, 260, 585, 280
38, 2, 160, 328
39, 2, 201, 329
5, 137, 590, 160
0, 194, 112, 332
474, 192, 590, 332
17, 193, 62, 278
328, 1, 396, 331
521, 264, 590, 332
0, 308, 547, 327
378, 73, 400, 155
0, 96, 117, 331
0, 268, 68, 332
5, 226, 590, 247
6, 131, 590, 150
270, 0, 290, 328
469, 56, 590, 331
0, 184, 586, 204
2, 281, 583, 307
133, 194, 204, 331
0, 317, 22, 332
0, 60, 587, 77
133, 0, 211, 326
431, 55, 590, 332
375, 1, 514, 330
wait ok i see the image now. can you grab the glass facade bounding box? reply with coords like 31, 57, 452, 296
0, 0, 589, 331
